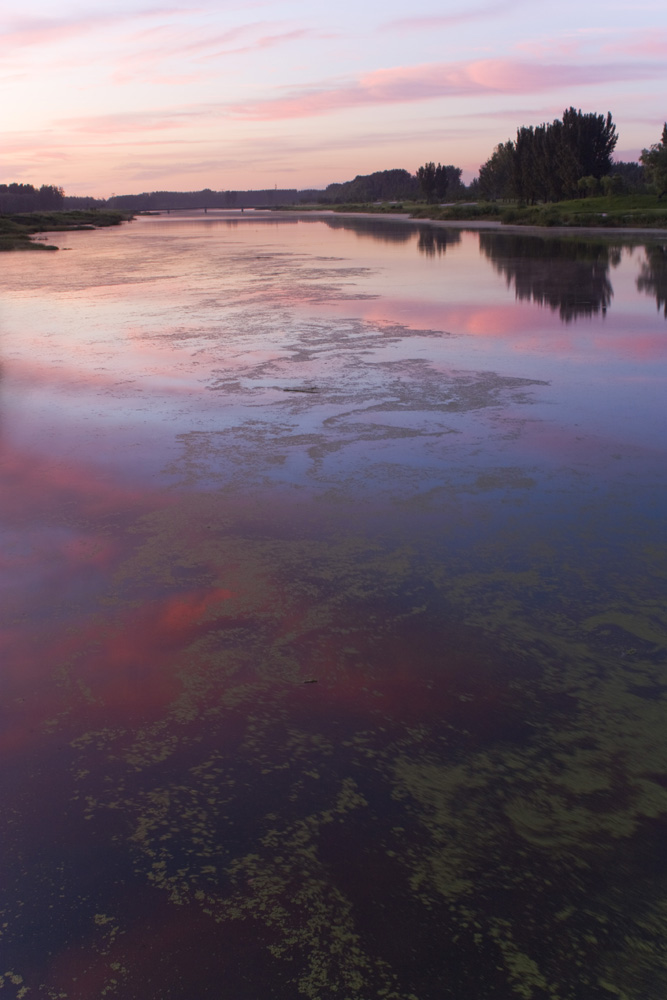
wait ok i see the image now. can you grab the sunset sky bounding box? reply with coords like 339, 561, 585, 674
2, 0, 667, 197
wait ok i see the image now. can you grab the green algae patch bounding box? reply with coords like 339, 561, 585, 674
8, 435, 666, 1000
3, 213, 667, 1000
23, 489, 663, 1000
581, 609, 667, 649
53, 486, 667, 997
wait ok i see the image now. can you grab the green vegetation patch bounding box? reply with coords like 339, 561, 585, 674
0, 209, 132, 251
411, 201, 504, 221
36, 481, 665, 999
320, 194, 667, 231
499, 194, 667, 229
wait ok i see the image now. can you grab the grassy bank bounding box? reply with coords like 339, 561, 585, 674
495, 194, 667, 228
287, 194, 667, 230
0, 209, 133, 251
396, 195, 667, 228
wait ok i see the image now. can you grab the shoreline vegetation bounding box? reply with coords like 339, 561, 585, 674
0, 209, 133, 251
4, 109, 666, 243
275, 193, 667, 234
4, 109, 667, 242
3, 200, 667, 251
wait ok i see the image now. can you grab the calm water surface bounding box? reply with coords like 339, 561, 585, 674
1, 212, 666, 999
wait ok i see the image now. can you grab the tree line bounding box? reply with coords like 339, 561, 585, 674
478, 108, 619, 202
100, 170, 466, 211
641, 124, 667, 199
477, 108, 667, 202
106, 188, 304, 211
2, 114, 665, 216
0, 183, 65, 214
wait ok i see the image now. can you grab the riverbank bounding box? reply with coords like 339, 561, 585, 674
0, 209, 133, 251
286, 207, 667, 240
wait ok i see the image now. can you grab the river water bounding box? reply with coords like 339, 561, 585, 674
1, 212, 666, 999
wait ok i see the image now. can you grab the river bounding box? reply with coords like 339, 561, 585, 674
1, 211, 666, 999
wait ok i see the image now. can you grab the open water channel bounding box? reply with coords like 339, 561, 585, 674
1, 211, 666, 999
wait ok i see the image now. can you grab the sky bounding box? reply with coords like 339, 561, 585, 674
2, 0, 667, 197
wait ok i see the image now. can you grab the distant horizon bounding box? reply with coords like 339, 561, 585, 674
3, 1, 666, 198
5, 149, 650, 203
4, 145, 653, 202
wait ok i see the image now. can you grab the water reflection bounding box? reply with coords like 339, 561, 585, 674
2, 214, 667, 999
416, 226, 462, 257
312, 217, 667, 325
637, 242, 667, 317
321, 214, 415, 243
318, 216, 462, 256
136, 212, 667, 323
479, 233, 619, 322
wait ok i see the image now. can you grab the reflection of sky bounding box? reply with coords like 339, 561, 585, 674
2, 217, 661, 643
1, 217, 666, 473
2, 216, 667, 999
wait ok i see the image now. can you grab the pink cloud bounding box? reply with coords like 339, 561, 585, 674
514, 36, 586, 59
200, 27, 322, 61
602, 31, 667, 58
0, 8, 184, 52
162, 22, 253, 53
382, 1, 522, 32
177, 21, 318, 58
58, 107, 206, 134
109, 20, 325, 85
0, 12, 120, 49
47, 55, 667, 137
515, 27, 667, 63
224, 58, 666, 121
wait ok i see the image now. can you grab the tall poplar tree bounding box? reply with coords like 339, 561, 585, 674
641, 124, 667, 198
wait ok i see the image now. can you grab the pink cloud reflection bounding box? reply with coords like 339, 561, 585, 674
0, 442, 157, 524
299, 295, 667, 363
0, 585, 235, 755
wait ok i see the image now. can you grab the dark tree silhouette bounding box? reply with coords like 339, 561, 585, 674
641, 124, 667, 199
559, 107, 618, 192
0, 182, 63, 213
478, 142, 515, 200
417, 162, 437, 202
324, 169, 418, 204
416, 163, 462, 202
433, 164, 448, 201
477, 108, 618, 203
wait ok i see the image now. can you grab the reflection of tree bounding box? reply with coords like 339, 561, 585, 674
321, 216, 463, 256
322, 216, 415, 244
417, 227, 462, 257
637, 244, 667, 317
479, 233, 619, 322
218, 218, 299, 230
